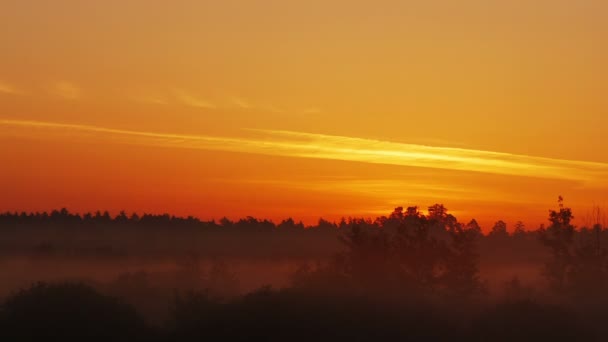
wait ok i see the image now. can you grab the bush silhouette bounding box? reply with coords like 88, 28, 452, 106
472, 299, 594, 341
168, 287, 460, 341
0, 282, 151, 341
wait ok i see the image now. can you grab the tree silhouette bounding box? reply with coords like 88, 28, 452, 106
538, 196, 575, 292
513, 221, 526, 239
3, 203, 608, 339
338, 223, 395, 291
465, 219, 483, 238
441, 220, 485, 297
393, 207, 446, 292
489, 220, 509, 239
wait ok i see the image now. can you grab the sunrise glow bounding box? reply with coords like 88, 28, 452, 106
2, 0, 607, 230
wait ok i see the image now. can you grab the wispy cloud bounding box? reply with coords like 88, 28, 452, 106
231, 97, 252, 109
225, 177, 476, 201
51, 81, 81, 100
173, 89, 215, 109
252, 130, 608, 183
0, 81, 21, 95
2, 118, 608, 184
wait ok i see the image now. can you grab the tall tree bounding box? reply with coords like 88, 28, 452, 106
489, 220, 509, 239
539, 196, 575, 292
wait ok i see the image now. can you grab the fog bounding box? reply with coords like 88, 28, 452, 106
1, 204, 607, 340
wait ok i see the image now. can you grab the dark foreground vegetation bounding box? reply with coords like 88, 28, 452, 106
0, 282, 597, 341
1, 197, 608, 340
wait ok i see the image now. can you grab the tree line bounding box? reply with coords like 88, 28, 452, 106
0, 201, 600, 238
1, 197, 608, 339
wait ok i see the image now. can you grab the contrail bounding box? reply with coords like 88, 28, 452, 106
2, 118, 608, 183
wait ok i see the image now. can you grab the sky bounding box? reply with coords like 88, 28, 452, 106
1, 0, 608, 230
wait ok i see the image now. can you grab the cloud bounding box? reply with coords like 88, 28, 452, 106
52, 81, 81, 100
0, 81, 21, 95
226, 177, 475, 201
2, 118, 608, 184
174, 89, 215, 109
231, 97, 252, 109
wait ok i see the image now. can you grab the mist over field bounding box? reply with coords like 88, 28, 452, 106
0, 201, 607, 340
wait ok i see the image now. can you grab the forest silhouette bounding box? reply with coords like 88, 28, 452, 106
1, 198, 608, 340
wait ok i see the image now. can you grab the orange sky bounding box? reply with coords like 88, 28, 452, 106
1, 1, 608, 231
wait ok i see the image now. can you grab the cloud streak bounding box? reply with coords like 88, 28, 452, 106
2, 118, 608, 184
0, 81, 21, 95
174, 89, 215, 109
231, 97, 252, 109
51, 81, 81, 100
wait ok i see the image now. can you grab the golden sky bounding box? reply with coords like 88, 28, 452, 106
1, 1, 607, 230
